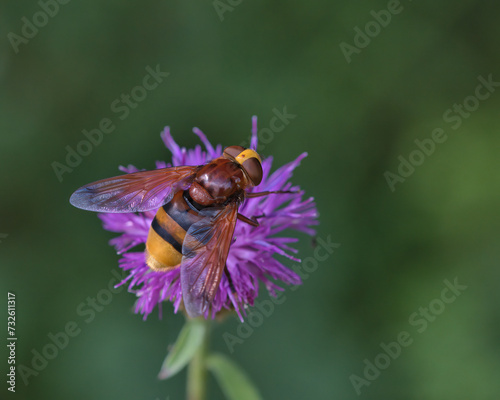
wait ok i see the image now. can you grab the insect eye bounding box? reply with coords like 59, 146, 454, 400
241, 157, 263, 186
223, 146, 245, 160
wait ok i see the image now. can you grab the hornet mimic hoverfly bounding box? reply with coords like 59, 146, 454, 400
70, 146, 293, 318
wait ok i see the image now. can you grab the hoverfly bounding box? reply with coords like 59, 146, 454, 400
70, 146, 292, 318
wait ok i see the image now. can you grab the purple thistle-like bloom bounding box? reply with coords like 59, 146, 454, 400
98, 117, 318, 321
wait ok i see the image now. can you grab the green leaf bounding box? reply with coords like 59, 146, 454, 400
158, 318, 207, 380
206, 353, 262, 400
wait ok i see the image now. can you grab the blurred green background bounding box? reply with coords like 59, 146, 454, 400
2, 1, 500, 399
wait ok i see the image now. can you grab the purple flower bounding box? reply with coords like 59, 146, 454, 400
98, 117, 318, 321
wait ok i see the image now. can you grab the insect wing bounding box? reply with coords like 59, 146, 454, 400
180, 202, 239, 318
70, 166, 198, 213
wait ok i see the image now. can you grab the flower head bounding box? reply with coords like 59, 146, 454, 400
99, 117, 318, 320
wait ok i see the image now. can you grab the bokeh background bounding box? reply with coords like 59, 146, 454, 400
2, 1, 500, 399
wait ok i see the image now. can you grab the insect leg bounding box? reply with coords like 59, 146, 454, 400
237, 213, 259, 227
224, 265, 235, 293
246, 190, 298, 198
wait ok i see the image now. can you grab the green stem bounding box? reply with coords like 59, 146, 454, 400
186, 318, 210, 400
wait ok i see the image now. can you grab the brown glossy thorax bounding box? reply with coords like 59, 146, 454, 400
188, 158, 248, 206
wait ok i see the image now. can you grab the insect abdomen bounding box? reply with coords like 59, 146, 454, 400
145, 191, 204, 270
